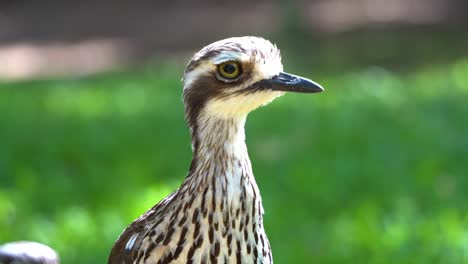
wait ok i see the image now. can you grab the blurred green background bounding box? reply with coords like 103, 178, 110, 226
1, 1, 468, 263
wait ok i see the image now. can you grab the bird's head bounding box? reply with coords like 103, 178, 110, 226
182, 36, 323, 127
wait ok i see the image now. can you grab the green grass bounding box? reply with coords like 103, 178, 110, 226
1, 35, 468, 263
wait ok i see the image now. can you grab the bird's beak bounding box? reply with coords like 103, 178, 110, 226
255, 72, 324, 93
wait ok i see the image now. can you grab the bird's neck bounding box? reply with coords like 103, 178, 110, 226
193, 114, 248, 164
185, 113, 262, 211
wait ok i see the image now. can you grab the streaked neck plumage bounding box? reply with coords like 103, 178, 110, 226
179, 110, 271, 263
186, 111, 260, 211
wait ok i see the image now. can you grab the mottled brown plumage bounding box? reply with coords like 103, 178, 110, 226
109, 36, 323, 264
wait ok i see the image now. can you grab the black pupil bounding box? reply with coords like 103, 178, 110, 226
223, 64, 236, 74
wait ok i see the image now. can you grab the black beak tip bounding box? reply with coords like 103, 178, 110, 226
305, 80, 324, 93
258, 72, 325, 94
284, 74, 324, 93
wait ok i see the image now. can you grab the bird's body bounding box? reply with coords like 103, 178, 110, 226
109, 37, 323, 264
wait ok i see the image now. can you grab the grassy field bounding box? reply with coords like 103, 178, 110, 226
1, 32, 468, 263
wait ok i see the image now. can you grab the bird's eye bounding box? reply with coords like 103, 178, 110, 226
218, 61, 241, 79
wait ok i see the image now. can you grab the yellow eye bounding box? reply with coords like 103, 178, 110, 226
218, 61, 241, 79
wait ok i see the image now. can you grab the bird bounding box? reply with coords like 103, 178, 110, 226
108, 36, 324, 264
0, 241, 59, 264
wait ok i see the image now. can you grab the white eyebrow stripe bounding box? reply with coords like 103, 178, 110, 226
212, 52, 249, 64
183, 61, 212, 89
